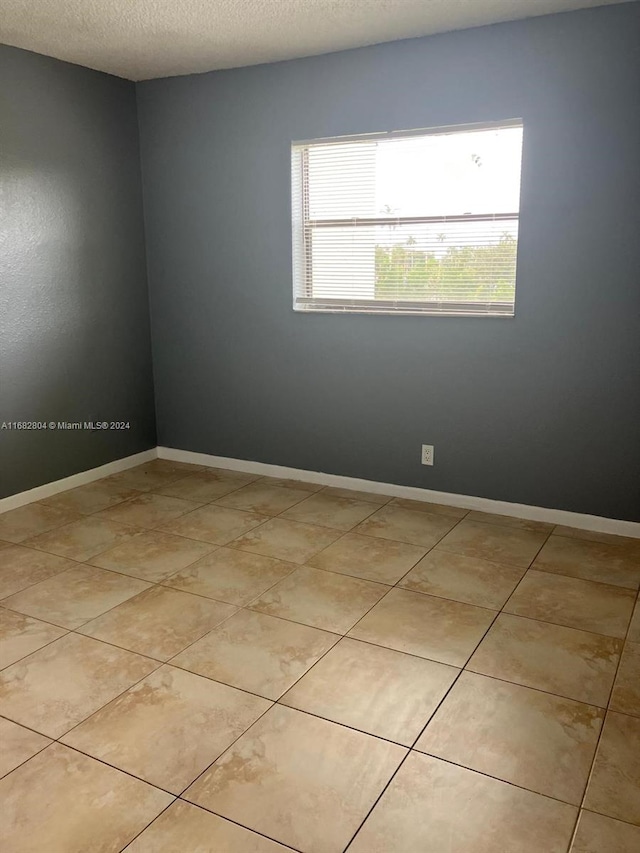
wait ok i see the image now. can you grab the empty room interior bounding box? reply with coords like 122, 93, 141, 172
1, 0, 640, 850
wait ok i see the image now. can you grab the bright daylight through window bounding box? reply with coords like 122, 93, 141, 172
291, 121, 524, 316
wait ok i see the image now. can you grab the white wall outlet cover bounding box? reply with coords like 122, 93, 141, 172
421, 444, 434, 466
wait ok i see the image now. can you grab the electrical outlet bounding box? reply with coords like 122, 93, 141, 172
421, 444, 434, 466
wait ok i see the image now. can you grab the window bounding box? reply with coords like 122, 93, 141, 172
291, 121, 524, 316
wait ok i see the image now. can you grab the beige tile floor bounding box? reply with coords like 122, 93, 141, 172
0, 458, 639, 853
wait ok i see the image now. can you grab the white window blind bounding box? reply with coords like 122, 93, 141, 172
291, 121, 524, 317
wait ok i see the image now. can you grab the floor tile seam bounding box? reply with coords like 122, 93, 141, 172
210, 488, 311, 516
575, 669, 636, 831
152, 474, 253, 504
182, 743, 407, 853
0, 513, 86, 544
0, 619, 72, 672
1, 563, 156, 618
164, 656, 296, 703
222, 494, 468, 540
499, 606, 633, 641
339, 741, 413, 852
43, 494, 270, 544
46, 739, 182, 798
156, 558, 301, 606
498, 565, 546, 619
89, 490, 209, 518
601, 707, 640, 723
167, 629, 459, 702
0, 659, 171, 777
461, 663, 614, 711
203, 476, 334, 515
342, 729, 588, 853
606, 702, 639, 720
389, 499, 471, 521
508, 566, 640, 599
219, 494, 383, 533
163, 799, 305, 853
386, 524, 480, 590
435, 543, 543, 571
170, 694, 280, 802
411, 543, 538, 573
40, 490, 144, 518
316, 567, 413, 641
241, 563, 394, 606
45, 653, 168, 743
409, 747, 587, 809
566, 810, 582, 853
267, 623, 462, 733
84, 544, 222, 587
158, 606, 330, 681
118, 798, 179, 853
2, 584, 623, 704
0, 543, 92, 598
65, 628, 168, 666
529, 561, 640, 595
622, 587, 640, 646
380, 513, 473, 571
212, 483, 342, 518
441, 519, 554, 573
405, 604, 503, 751
10, 483, 640, 550
0, 711, 56, 740
88, 500, 215, 532
0, 732, 52, 783
360, 511, 469, 553
492, 595, 632, 644
271, 695, 433, 750
6, 497, 633, 724
323, 487, 394, 508
219, 578, 424, 703
1, 643, 318, 743
273, 494, 384, 530
2, 580, 159, 635
1, 572, 238, 637
528, 564, 640, 594
67, 593, 243, 663
283, 519, 571, 574
1, 466, 198, 527
495, 571, 635, 641
468, 517, 556, 535
578, 808, 640, 830
519, 523, 553, 564
389, 581, 506, 613
209, 511, 456, 555
238, 577, 397, 638
549, 531, 640, 554
19, 533, 147, 565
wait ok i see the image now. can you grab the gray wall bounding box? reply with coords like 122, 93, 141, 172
0, 45, 156, 498
137, 3, 640, 522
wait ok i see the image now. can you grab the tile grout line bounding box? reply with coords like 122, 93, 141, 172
6, 465, 640, 547
566, 582, 640, 847
340, 582, 506, 851
340, 525, 576, 851
0, 492, 489, 846
3, 490, 634, 700
2, 465, 638, 850
9, 472, 638, 599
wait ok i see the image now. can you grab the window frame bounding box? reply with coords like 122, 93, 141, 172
291, 119, 523, 318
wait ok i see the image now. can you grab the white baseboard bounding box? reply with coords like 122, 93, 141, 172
3, 444, 637, 538
0, 448, 158, 514
157, 446, 640, 538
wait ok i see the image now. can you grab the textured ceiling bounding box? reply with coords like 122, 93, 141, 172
0, 0, 632, 81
